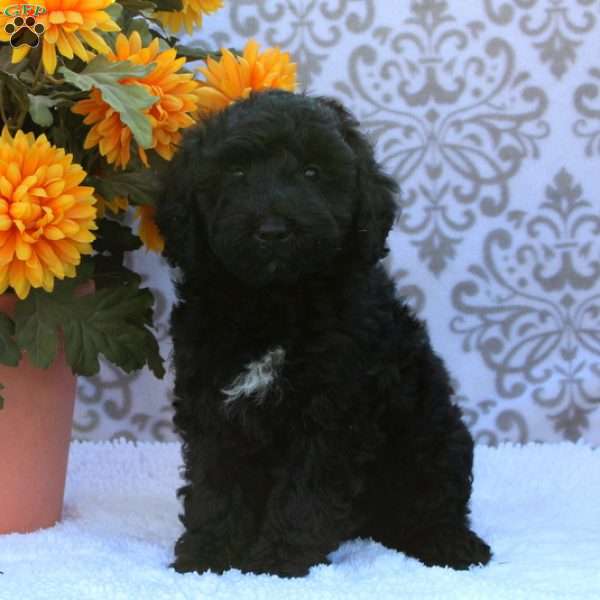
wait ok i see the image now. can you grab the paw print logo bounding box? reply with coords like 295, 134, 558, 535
4, 15, 45, 48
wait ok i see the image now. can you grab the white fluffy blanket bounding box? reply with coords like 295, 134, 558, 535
0, 441, 599, 599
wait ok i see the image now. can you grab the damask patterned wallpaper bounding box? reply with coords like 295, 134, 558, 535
73, 0, 600, 445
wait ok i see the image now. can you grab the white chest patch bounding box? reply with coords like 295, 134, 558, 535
222, 346, 286, 406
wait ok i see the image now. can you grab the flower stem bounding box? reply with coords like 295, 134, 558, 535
31, 56, 45, 92
15, 107, 28, 131
45, 75, 65, 86
0, 85, 8, 127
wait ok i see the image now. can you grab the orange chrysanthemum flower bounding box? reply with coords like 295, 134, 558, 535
0, 0, 120, 75
135, 205, 163, 253
95, 194, 128, 218
72, 32, 200, 169
155, 0, 222, 35
195, 40, 297, 117
0, 128, 97, 299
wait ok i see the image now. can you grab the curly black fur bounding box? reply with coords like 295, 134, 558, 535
157, 90, 492, 577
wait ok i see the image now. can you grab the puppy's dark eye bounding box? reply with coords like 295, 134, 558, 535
303, 166, 320, 179
230, 167, 246, 178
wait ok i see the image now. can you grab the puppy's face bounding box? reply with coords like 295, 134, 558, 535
158, 92, 397, 286
206, 114, 357, 285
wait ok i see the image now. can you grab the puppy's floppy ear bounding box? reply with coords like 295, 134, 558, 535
155, 126, 205, 271
318, 97, 398, 265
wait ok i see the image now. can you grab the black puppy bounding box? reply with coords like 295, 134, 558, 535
157, 90, 491, 577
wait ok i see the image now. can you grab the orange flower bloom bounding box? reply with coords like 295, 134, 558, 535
0, 0, 120, 75
95, 194, 128, 218
156, 0, 223, 35
195, 40, 297, 117
72, 32, 200, 169
0, 128, 97, 299
135, 205, 163, 253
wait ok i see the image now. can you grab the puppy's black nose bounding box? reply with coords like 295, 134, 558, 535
255, 216, 291, 242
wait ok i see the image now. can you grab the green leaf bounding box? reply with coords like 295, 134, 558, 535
71, 260, 96, 287
0, 313, 21, 367
47, 106, 91, 165
87, 169, 160, 205
59, 57, 158, 149
28, 94, 58, 127
105, 1, 123, 21
174, 45, 213, 62
154, 0, 183, 10
14, 278, 164, 378
119, 0, 158, 11
125, 16, 156, 46
0, 46, 27, 77
0, 71, 29, 116
62, 285, 165, 378
14, 293, 61, 369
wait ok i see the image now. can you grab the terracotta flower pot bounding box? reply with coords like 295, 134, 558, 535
0, 286, 89, 534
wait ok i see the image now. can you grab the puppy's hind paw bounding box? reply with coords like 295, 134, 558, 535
404, 527, 492, 570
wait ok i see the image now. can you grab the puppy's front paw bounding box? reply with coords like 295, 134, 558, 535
172, 551, 235, 575
171, 533, 232, 575
239, 539, 317, 578
241, 559, 311, 578
171, 555, 214, 575
404, 527, 492, 570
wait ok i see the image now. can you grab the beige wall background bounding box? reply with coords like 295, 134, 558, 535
73, 0, 600, 445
